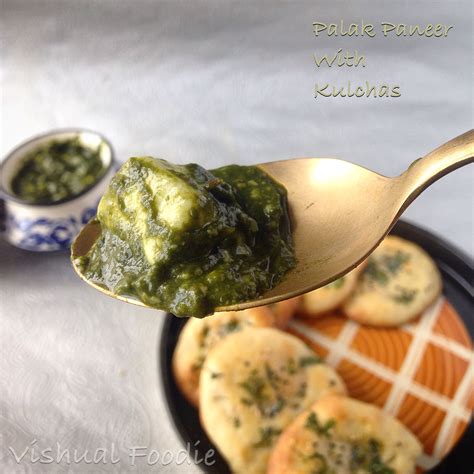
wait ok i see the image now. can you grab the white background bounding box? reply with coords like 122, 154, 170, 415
1, 1, 472, 473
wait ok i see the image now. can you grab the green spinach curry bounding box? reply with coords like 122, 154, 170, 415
75, 157, 296, 317
11, 138, 105, 204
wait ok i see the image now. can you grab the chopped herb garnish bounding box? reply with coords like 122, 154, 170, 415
299, 355, 323, 367
233, 417, 241, 428
265, 363, 281, 388
351, 443, 367, 466
391, 287, 417, 304
241, 398, 253, 406
223, 319, 240, 333
296, 381, 307, 398
238, 365, 288, 417
253, 426, 282, 448
367, 439, 395, 474
285, 357, 298, 375
305, 412, 336, 438
365, 251, 410, 286
383, 251, 410, 273
239, 369, 268, 412
365, 260, 389, 285
264, 396, 286, 418
350, 438, 395, 474
305, 452, 331, 474
210, 371, 223, 379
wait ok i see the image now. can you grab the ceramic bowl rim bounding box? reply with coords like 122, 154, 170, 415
0, 128, 115, 207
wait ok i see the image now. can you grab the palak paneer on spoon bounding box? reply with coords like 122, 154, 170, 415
71, 130, 473, 317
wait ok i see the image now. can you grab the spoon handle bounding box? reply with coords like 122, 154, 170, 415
401, 129, 474, 200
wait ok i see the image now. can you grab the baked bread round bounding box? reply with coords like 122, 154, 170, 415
172, 307, 275, 406
199, 328, 346, 474
343, 236, 442, 326
268, 395, 422, 474
300, 263, 366, 317
269, 296, 301, 328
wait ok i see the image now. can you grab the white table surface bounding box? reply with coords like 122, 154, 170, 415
1, 1, 472, 472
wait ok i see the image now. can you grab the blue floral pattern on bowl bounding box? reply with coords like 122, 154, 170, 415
6, 205, 97, 251
0, 128, 115, 252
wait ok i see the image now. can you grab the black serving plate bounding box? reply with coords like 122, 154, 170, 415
160, 220, 474, 474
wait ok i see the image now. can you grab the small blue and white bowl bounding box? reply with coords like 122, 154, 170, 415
0, 129, 115, 251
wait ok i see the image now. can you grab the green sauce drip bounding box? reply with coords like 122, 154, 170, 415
11, 138, 105, 204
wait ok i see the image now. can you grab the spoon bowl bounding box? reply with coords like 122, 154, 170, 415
71, 130, 473, 313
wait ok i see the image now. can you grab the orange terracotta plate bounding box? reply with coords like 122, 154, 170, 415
289, 297, 473, 472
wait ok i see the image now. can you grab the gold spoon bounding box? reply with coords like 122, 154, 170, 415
71, 130, 473, 312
